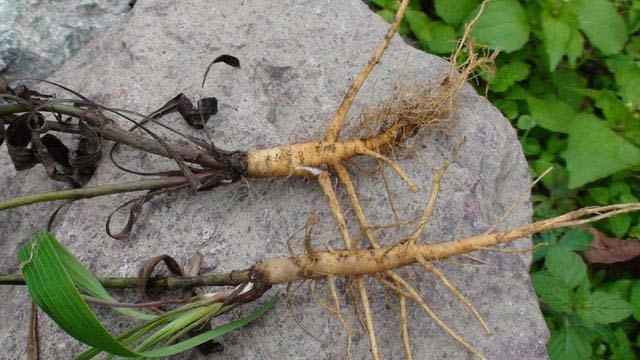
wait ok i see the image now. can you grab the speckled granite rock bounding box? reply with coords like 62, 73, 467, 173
0, 0, 549, 358
0, 0, 131, 80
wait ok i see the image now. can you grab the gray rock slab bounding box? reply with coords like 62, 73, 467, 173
0, 0, 549, 359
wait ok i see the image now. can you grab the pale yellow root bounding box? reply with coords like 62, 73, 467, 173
409, 153, 457, 243
399, 295, 413, 360
388, 273, 485, 359
415, 254, 489, 333
317, 171, 355, 250
379, 163, 402, 228
286, 282, 333, 348
324, 0, 411, 142
461, 254, 492, 266
447, 257, 495, 269
473, 243, 547, 253
335, 161, 484, 357
356, 146, 417, 192
375, 274, 484, 359
315, 168, 382, 359
357, 276, 380, 360
483, 166, 553, 235
327, 275, 353, 359
309, 279, 335, 313
254, 204, 640, 284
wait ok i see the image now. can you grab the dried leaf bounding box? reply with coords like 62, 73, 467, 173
137, 254, 185, 312
202, 54, 241, 88
41, 134, 71, 169
31, 132, 76, 186
105, 193, 152, 241
28, 302, 38, 360
105, 186, 186, 241
148, 93, 218, 129
6, 115, 37, 170
47, 200, 75, 232
0, 116, 6, 147
26, 112, 49, 133
178, 94, 217, 129
582, 228, 640, 264
212, 54, 241, 68
69, 121, 102, 182
11, 84, 53, 103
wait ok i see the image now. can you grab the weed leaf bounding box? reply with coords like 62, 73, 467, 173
562, 114, 640, 188
577, 0, 628, 55
469, 0, 530, 52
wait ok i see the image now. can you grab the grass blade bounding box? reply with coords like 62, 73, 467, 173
18, 230, 278, 358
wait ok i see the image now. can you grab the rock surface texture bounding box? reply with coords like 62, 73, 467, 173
0, 0, 549, 359
0, 0, 130, 80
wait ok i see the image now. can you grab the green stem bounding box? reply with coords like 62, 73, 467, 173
0, 171, 220, 211
0, 103, 31, 115
0, 270, 249, 289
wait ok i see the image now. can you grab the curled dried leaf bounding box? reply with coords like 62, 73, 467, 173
69, 121, 102, 182
137, 254, 185, 312
6, 115, 37, 171
31, 132, 76, 186
0, 116, 5, 147
47, 200, 75, 232
202, 54, 241, 88
150, 93, 218, 129
105, 191, 155, 241
178, 95, 218, 129
26, 112, 49, 133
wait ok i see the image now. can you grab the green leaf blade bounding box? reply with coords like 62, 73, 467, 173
541, 15, 572, 71
18, 231, 139, 357
526, 97, 576, 133
545, 246, 587, 289
548, 326, 592, 360
434, 0, 478, 27
18, 231, 278, 359
469, 0, 530, 52
532, 271, 574, 313
586, 291, 633, 324
577, 0, 628, 55
405, 10, 432, 47
562, 114, 640, 188
630, 281, 640, 321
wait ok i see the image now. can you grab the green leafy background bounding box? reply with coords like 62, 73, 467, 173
370, 0, 640, 358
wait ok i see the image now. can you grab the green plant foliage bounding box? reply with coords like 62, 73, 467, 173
532, 271, 574, 312
577, 0, 628, 55
526, 96, 575, 133
369, 0, 640, 357
548, 325, 592, 360
587, 292, 633, 324
541, 13, 573, 71
563, 114, 640, 188
434, 0, 479, 27
546, 245, 587, 288
18, 231, 278, 358
469, 0, 530, 52
488, 60, 531, 92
